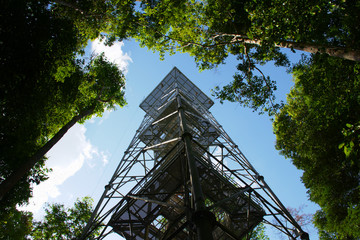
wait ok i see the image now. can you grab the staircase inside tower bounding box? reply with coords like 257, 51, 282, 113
108, 142, 265, 240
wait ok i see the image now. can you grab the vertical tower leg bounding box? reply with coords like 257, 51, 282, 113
177, 95, 215, 240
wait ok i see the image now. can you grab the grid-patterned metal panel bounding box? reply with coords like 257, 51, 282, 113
140, 67, 214, 119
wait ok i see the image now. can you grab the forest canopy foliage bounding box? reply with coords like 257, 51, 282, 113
273, 54, 360, 238
123, 0, 360, 115
0, 197, 100, 240
0, 0, 126, 210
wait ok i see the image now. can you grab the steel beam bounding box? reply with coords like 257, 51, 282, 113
176, 93, 215, 240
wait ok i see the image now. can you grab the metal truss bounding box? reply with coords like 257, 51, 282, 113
80, 67, 309, 240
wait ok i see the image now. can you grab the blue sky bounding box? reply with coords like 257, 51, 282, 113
22, 39, 319, 239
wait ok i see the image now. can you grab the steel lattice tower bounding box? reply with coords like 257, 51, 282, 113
81, 67, 309, 240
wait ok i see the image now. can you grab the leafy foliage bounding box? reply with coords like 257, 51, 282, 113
1, 0, 79, 208
0, 0, 126, 209
246, 223, 270, 240
0, 207, 33, 240
0, 197, 99, 240
339, 122, 360, 158
112, 0, 360, 114
273, 54, 360, 238
30, 197, 100, 239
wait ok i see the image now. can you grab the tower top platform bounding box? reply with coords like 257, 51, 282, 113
140, 67, 214, 118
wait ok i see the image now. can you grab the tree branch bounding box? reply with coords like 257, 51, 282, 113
244, 45, 277, 112
157, 29, 360, 61
211, 33, 360, 62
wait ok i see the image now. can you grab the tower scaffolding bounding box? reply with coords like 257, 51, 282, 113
80, 67, 309, 240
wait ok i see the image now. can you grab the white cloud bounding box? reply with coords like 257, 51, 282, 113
91, 39, 132, 74
100, 151, 109, 166
18, 124, 107, 217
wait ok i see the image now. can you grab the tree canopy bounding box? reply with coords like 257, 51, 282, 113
1, 197, 99, 240
273, 54, 360, 238
0, 207, 33, 240
31, 197, 100, 239
39, 0, 359, 116
118, 0, 360, 114
0, 0, 126, 209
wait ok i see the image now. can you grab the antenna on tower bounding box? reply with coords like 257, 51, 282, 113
80, 67, 309, 240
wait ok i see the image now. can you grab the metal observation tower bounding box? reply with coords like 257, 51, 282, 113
81, 67, 309, 240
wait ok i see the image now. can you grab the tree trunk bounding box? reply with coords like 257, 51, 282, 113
276, 40, 360, 62
0, 107, 95, 200
238, 37, 360, 62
